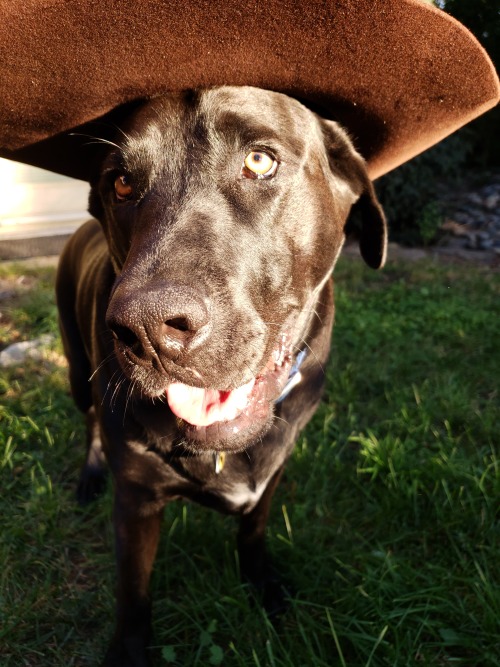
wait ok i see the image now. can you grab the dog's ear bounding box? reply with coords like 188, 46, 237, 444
319, 119, 387, 269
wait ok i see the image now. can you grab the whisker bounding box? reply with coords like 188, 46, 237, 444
109, 378, 122, 413
89, 351, 117, 381
69, 132, 122, 150
123, 379, 137, 423
101, 368, 122, 406
273, 414, 290, 427
110, 123, 132, 143
294, 339, 323, 373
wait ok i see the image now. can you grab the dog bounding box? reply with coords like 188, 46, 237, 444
56, 86, 387, 667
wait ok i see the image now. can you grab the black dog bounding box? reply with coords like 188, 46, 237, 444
56, 86, 386, 667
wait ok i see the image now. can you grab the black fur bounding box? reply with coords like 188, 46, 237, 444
56, 86, 386, 667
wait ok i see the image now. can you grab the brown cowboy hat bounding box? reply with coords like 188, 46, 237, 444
0, 0, 498, 182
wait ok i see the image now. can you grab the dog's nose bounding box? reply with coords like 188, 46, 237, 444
106, 283, 210, 360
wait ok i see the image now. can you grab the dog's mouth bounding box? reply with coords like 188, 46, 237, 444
165, 334, 295, 448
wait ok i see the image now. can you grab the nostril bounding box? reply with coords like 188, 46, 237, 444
161, 299, 210, 348
109, 323, 141, 350
165, 317, 190, 333
161, 318, 193, 346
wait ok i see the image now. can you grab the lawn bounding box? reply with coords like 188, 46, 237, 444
0, 254, 498, 667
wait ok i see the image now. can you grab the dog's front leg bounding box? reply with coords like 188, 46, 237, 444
237, 465, 287, 615
102, 491, 163, 667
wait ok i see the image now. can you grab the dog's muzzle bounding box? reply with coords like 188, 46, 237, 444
165, 332, 301, 446
106, 278, 307, 448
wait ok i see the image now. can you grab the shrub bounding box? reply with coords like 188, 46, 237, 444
373, 133, 472, 246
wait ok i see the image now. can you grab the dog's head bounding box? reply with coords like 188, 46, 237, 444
89, 87, 386, 450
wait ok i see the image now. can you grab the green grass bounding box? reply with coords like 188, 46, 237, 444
0, 256, 498, 666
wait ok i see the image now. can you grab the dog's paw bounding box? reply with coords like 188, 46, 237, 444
101, 638, 152, 667
259, 573, 292, 620
246, 566, 292, 621
76, 463, 107, 505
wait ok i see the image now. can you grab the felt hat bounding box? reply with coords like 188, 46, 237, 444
0, 0, 498, 182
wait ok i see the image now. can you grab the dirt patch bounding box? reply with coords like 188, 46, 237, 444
342, 239, 500, 269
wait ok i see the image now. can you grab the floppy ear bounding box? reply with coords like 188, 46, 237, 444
319, 119, 387, 269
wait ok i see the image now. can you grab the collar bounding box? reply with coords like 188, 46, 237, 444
276, 348, 308, 404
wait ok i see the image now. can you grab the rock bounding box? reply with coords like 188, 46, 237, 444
0, 289, 16, 301
465, 233, 478, 250
436, 176, 500, 261
477, 237, 494, 250
467, 193, 484, 206
463, 231, 495, 251
0, 334, 54, 367
452, 211, 474, 225
441, 219, 469, 236
484, 194, 500, 211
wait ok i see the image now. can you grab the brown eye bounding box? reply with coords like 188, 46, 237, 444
242, 151, 278, 179
114, 174, 133, 201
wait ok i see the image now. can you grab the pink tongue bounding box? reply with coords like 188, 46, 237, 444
166, 378, 256, 427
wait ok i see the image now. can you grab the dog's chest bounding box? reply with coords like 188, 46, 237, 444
189, 453, 274, 514
163, 450, 278, 515
137, 403, 292, 515
216, 476, 270, 513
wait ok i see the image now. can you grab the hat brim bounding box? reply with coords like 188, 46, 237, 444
0, 0, 498, 181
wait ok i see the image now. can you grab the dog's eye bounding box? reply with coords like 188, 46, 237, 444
242, 151, 278, 179
114, 174, 133, 201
